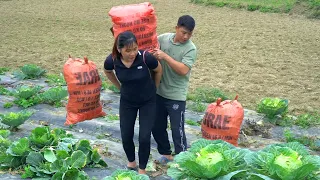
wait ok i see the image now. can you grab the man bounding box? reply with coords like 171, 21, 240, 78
151, 15, 197, 164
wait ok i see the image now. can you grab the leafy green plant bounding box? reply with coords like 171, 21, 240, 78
102, 169, 149, 180
244, 142, 320, 180
0, 85, 12, 96
257, 97, 288, 119
0, 67, 10, 75
0, 111, 33, 131
277, 114, 295, 127
0, 130, 11, 154
294, 112, 320, 128
0, 137, 11, 155
14, 97, 41, 108
0, 130, 10, 138
40, 87, 68, 107
13, 64, 46, 80
3, 102, 13, 108
187, 87, 229, 103
283, 128, 295, 142
167, 139, 250, 179
0, 126, 107, 179
0, 137, 30, 169
13, 85, 42, 108
45, 74, 66, 86
13, 85, 42, 99
29, 126, 61, 149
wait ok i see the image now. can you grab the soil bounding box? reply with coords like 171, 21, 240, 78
0, 0, 319, 114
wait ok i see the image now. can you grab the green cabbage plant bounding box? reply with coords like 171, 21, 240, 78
0, 111, 33, 130
167, 139, 250, 179
13, 85, 42, 108
244, 142, 320, 180
13, 64, 46, 80
0, 126, 107, 179
40, 87, 68, 107
257, 97, 288, 119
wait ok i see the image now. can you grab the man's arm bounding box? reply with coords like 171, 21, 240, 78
162, 53, 189, 75
151, 49, 193, 76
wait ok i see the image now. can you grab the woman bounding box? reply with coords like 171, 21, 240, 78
104, 31, 162, 174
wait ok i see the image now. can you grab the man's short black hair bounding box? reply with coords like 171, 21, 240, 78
177, 15, 195, 32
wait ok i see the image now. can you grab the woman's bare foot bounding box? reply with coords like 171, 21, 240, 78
127, 161, 137, 168
138, 168, 147, 174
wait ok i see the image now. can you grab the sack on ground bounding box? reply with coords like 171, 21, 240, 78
201, 95, 244, 146
63, 55, 106, 125
108, 2, 159, 50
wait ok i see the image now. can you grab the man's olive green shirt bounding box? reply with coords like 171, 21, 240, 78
157, 33, 197, 101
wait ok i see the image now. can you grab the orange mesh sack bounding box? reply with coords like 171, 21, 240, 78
108, 2, 159, 50
201, 95, 244, 146
63, 55, 106, 125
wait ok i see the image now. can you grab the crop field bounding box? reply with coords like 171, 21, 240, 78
0, 0, 320, 114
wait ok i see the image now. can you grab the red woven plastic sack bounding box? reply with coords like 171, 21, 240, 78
63, 55, 106, 125
108, 2, 159, 50
201, 95, 244, 146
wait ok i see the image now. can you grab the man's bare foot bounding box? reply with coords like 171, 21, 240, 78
154, 155, 174, 165
163, 154, 174, 161
138, 169, 147, 174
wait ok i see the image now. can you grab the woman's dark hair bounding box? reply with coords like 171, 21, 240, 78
112, 31, 138, 59
177, 15, 195, 32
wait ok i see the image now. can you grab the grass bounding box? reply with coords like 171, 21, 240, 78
0, 67, 10, 75
105, 114, 119, 121
187, 101, 207, 112
284, 128, 320, 151
187, 87, 230, 103
272, 112, 320, 128
191, 0, 296, 12
186, 87, 231, 112
297, 0, 320, 18
0, 85, 10, 95
101, 81, 120, 93
3, 102, 13, 108
45, 74, 66, 86
294, 112, 320, 128
185, 119, 201, 126
100, 73, 120, 93
190, 0, 320, 18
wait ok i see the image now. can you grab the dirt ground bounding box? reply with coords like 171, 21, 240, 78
0, 0, 319, 113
